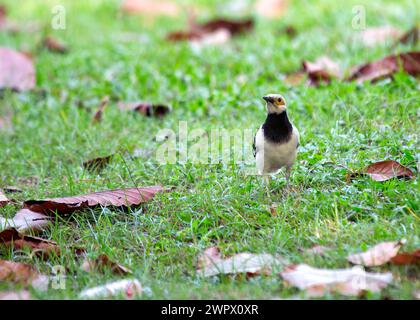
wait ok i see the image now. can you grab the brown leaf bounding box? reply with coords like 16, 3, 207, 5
346, 52, 420, 83
0, 227, 59, 256
0, 290, 32, 300
118, 102, 171, 117
42, 36, 68, 54
347, 240, 405, 267
92, 96, 110, 123
390, 249, 420, 265
256, 0, 288, 18
81, 254, 132, 275
280, 264, 393, 297
24, 186, 165, 216
0, 47, 35, 91
121, 0, 179, 16
302, 56, 341, 85
79, 279, 142, 299
364, 160, 414, 182
197, 246, 222, 270
167, 18, 253, 45
83, 155, 113, 172
0, 208, 51, 233
0, 259, 42, 285
395, 27, 419, 46
359, 26, 402, 47
197, 252, 287, 277
0, 190, 11, 207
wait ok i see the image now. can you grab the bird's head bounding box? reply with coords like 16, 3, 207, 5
263, 94, 287, 114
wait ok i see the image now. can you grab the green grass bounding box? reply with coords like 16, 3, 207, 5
0, 0, 419, 299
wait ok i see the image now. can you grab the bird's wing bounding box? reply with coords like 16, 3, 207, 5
252, 128, 258, 158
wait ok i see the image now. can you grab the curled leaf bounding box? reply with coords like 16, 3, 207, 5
347, 52, 420, 83
281, 264, 393, 297
364, 160, 414, 182
347, 240, 405, 267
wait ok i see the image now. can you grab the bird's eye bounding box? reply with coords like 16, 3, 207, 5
278, 98, 282, 103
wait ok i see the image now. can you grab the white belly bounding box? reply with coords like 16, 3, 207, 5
255, 126, 299, 175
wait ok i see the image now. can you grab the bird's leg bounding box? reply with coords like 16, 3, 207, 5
263, 175, 271, 198
285, 166, 292, 189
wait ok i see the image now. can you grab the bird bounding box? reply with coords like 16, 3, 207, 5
252, 94, 300, 188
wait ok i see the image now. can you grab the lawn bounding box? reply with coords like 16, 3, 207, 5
0, 0, 419, 299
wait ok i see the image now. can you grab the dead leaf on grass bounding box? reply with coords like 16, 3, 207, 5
390, 249, 420, 266
364, 160, 414, 182
0, 227, 59, 256
79, 279, 142, 299
0, 47, 35, 91
0, 208, 51, 233
0, 259, 48, 290
24, 186, 166, 216
92, 96, 110, 123
347, 240, 405, 267
346, 52, 420, 83
81, 254, 132, 275
281, 264, 393, 297
118, 102, 171, 117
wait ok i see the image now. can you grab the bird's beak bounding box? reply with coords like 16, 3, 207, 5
263, 96, 273, 103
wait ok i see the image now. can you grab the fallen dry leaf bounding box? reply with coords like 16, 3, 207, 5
256, 0, 288, 18
0, 259, 45, 286
118, 102, 171, 117
167, 18, 253, 46
302, 56, 341, 85
93, 96, 110, 123
83, 155, 113, 172
346, 51, 420, 83
24, 186, 165, 216
0, 227, 59, 256
197, 246, 222, 270
197, 252, 287, 277
364, 160, 414, 182
359, 26, 402, 47
121, 0, 178, 16
42, 36, 68, 54
0, 290, 32, 300
0, 190, 10, 207
281, 264, 393, 297
79, 279, 142, 299
81, 254, 132, 275
347, 240, 405, 267
0, 47, 35, 91
0, 208, 51, 233
395, 27, 419, 46
390, 249, 420, 265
